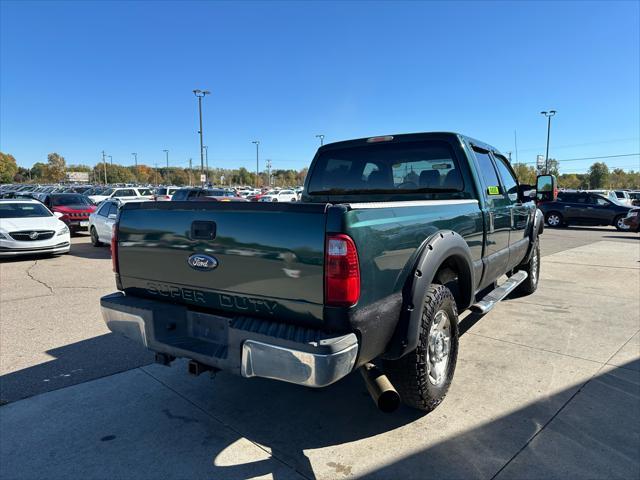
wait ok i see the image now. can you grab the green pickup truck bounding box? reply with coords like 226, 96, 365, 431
101, 132, 554, 413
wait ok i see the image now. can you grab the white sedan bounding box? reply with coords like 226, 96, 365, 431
88, 199, 119, 246
259, 189, 298, 202
0, 199, 71, 257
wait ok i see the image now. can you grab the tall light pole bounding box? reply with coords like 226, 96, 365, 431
252, 140, 260, 188
315, 134, 325, 146
131, 152, 137, 167
193, 89, 210, 185
108, 155, 113, 166
540, 110, 557, 174
102, 151, 107, 184
163, 149, 169, 168
203, 145, 209, 184
266, 159, 272, 187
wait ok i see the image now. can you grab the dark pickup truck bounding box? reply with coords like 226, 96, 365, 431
101, 132, 554, 413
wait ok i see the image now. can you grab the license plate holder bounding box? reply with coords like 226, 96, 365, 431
189, 311, 229, 344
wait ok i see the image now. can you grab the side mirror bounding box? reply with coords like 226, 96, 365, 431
53, 211, 64, 219
536, 175, 557, 202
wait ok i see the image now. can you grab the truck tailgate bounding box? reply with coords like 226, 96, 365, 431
116, 202, 328, 325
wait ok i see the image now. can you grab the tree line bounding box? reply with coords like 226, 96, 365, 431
1, 151, 638, 189
0, 152, 308, 187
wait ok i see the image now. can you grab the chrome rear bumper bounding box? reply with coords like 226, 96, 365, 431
100, 292, 358, 387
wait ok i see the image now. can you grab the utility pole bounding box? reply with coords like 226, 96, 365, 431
204, 145, 209, 184
315, 134, 325, 146
108, 155, 113, 166
163, 149, 169, 168
266, 159, 272, 186
188, 158, 193, 186
506, 151, 512, 162
132, 152, 137, 167
102, 151, 107, 184
193, 89, 211, 185
252, 140, 260, 188
540, 110, 557, 174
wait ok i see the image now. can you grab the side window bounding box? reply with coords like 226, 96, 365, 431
493, 155, 519, 200
473, 148, 501, 196
592, 196, 610, 206
108, 203, 118, 216
173, 190, 187, 201
112, 190, 124, 197
97, 203, 110, 217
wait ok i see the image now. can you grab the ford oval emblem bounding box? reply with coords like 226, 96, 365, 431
187, 254, 219, 271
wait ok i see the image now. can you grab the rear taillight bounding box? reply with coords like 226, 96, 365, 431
111, 223, 119, 273
325, 234, 360, 307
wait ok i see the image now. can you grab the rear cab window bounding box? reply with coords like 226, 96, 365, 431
306, 139, 469, 201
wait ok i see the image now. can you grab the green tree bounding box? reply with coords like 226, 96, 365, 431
512, 163, 537, 186
47, 152, 67, 182
30, 162, 49, 181
588, 162, 610, 189
0, 152, 18, 183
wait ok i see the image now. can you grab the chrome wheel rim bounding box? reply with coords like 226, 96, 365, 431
617, 218, 629, 230
427, 310, 451, 386
548, 214, 560, 226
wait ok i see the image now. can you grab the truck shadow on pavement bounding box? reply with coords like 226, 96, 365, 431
0, 333, 154, 405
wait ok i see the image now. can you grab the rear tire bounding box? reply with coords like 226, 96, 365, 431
385, 284, 459, 412
545, 212, 563, 228
90, 227, 102, 247
514, 237, 540, 295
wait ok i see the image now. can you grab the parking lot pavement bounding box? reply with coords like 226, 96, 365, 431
1, 227, 638, 480
0, 234, 153, 404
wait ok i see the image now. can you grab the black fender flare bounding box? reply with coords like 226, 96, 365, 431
383, 230, 475, 360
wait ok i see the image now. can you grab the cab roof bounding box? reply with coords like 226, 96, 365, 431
318, 131, 502, 157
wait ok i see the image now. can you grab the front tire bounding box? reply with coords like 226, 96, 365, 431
614, 215, 630, 232
514, 237, 540, 295
385, 284, 459, 412
90, 227, 102, 247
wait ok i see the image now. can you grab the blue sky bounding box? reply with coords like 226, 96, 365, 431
1, 0, 639, 174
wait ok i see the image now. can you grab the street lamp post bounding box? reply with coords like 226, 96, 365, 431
163, 149, 169, 168
315, 134, 325, 146
252, 140, 260, 188
266, 159, 272, 187
131, 152, 137, 167
540, 110, 557, 174
193, 89, 211, 185
108, 155, 113, 166
102, 151, 108, 184
203, 145, 209, 184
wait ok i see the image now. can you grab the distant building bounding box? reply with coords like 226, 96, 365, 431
66, 171, 89, 183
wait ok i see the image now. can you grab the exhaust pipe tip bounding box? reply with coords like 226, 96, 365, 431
376, 388, 401, 413
360, 363, 401, 413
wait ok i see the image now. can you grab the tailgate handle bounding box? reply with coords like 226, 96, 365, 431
190, 221, 217, 240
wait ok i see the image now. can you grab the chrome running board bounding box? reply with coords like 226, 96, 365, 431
471, 270, 528, 314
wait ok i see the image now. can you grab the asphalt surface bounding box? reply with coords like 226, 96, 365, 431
0, 226, 638, 480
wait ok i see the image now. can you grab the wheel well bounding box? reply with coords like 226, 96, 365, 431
431, 256, 473, 311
